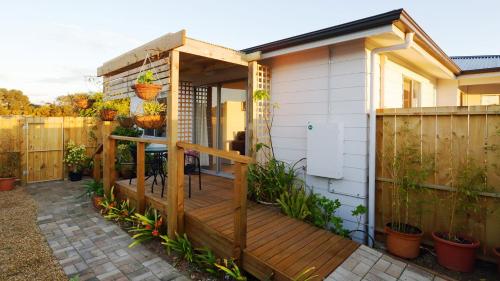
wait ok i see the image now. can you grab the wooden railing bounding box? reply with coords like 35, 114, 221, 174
102, 129, 253, 260
176, 142, 253, 259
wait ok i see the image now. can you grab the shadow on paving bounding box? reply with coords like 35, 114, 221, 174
27, 179, 189, 281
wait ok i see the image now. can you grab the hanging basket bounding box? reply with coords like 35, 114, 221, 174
100, 109, 117, 121
132, 84, 162, 100
117, 116, 134, 128
74, 97, 95, 109
134, 114, 166, 129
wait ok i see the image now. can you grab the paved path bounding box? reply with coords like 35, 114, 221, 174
28, 180, 189, 281
326, 245, 450, 281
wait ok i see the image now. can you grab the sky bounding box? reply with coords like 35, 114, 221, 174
0, 0, 499, 104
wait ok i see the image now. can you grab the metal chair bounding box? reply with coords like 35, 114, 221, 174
184, 152, 201, 198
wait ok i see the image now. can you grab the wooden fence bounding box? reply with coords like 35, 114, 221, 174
0, 116, 111, 184
375, 106, 500, 259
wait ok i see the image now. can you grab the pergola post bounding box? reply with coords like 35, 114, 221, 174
102, 121, 115, 197
247, 61, 258, 159
167, 49, 180, 238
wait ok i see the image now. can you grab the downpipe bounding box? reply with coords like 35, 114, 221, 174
367, 33, 414, 246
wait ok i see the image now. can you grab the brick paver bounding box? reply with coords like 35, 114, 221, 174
28, 180, 189, 281
326, 245, 452, 281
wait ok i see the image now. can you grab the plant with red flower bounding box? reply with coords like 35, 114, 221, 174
128, 207, 164, 247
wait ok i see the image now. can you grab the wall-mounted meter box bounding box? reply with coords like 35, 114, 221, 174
306, 122, 344, 179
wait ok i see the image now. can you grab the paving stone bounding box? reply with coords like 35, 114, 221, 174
352, 261, 371, 277
400, 265, 435, 281
385, 263, 405, 278
63, 264, 78, 275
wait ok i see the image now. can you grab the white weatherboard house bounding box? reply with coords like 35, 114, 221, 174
100, 9, 500, 244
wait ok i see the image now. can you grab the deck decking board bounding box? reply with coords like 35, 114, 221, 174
114, 174, 357, 280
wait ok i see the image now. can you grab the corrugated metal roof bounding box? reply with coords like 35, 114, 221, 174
451, 55, 500, 71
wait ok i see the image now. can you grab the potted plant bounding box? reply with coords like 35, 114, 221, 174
134, 101, 166, 129
0, 151, 20, 191
64, 141, 88, 181
384, 123, 434, 259
116, 144, 135, 178
79, 180, 104, 210
73, 94, 95, 109
132, 70, 162, 100
432, 159, 488, 272
117, 113, 134, 128
99, 101, 118, 121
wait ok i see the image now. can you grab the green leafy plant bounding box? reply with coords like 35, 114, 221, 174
105, 199, 135, 224
79, 180, 104, 198
160, 232, 194, 262
387, 122, 434, 234
0, 152, 20, 178
99, 186, 117, 215
293, 267, 318, 281
137, 70, 155, 84
99, 100, 118, 110
194, 247, 218, 275
277, 187, 310, 220
444, 159, 490, 242
128, 208, 164, 248
308, 194, 348, 236
64, 141, 88, 172
214, 258, 246, 281
141, 101, 166, 116
248, 158, 303, 203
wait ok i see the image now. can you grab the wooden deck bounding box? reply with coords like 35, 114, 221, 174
115, 174, 358, 280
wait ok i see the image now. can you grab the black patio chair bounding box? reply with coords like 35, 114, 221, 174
185, 153, 201, 198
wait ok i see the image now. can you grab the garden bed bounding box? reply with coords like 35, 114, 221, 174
0, 187, 66, 281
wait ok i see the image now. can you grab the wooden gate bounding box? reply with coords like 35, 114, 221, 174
25, 117, 64, 183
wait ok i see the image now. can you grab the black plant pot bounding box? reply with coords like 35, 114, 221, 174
69, 171, 83, 181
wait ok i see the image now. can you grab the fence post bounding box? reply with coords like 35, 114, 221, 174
136, 142, 146, 213
102, 121, 115, 197
177, 147, 185, 234
233, 162, 248, 262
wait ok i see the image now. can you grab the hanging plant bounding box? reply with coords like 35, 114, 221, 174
132, 70, 162, 100
99, 101, 118, 121
73, 94, 95, 109
117, 114, 134, 128
134, 101, 166, 129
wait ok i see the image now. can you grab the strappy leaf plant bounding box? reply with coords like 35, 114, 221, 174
128, 208, 164, 248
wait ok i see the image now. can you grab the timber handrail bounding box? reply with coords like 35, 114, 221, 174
177, 142, 253, 164
176, 141, 251, 262
109, 135, 168, 144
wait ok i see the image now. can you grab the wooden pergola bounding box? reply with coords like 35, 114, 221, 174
98, 29, 269, 243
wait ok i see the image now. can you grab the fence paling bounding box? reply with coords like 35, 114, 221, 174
376, 106, 500, 260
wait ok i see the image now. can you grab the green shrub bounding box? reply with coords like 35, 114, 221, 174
137, 71, 155, 84
160, 233, 194, 262
79, 180, 104, 198
194, 247, 218, 275
277, 187, 310, 220
128, 208, 164, 247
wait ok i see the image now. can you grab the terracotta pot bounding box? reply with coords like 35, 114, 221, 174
492, 247, 500, 273
385, 223, 423, 259
92, 195, 104, 210
100, 109, 117, 121
132, 83, 162, 100
74, 98, 95, 109
117, 116, 134, 128
0, 177, 16, 191
432, 232, 480, 272
134, 114, 166, 129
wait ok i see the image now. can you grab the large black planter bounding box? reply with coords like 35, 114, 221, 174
69, 171, 83, 181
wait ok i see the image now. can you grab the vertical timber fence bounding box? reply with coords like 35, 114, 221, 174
0, 116, 114, 184
375, 106, 500, 259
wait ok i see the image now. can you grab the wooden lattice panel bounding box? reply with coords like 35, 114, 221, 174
178, 81, 194, 142
254, 64, 271, 162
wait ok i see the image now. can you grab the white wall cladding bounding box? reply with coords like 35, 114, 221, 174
269, 40, 368, 237
382, 58, 437, 108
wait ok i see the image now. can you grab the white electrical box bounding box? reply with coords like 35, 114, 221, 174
306, 122, 344, 178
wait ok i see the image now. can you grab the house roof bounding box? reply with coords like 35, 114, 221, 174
241, 9, 462, 75
451, 55, 500, 74
241, 9, 404, 53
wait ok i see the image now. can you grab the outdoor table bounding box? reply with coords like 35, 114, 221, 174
145, 145, 167, 196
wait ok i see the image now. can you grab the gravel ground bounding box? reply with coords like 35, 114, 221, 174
0, 186, 67, 281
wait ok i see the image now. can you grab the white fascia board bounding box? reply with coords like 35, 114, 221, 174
260, 25, 396, 59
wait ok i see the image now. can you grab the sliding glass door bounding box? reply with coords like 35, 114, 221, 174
194, 82, 247, 178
